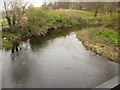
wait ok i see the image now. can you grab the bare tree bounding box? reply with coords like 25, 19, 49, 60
109, 2, 118, 16
3, 0, 28, 27
94, 2, 101, 17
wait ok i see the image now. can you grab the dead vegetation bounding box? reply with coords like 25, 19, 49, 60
76, 27, 119, 63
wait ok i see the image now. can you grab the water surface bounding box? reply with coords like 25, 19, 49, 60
2, 29, 118, 88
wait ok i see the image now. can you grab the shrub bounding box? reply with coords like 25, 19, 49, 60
3, 39, 13, 50
27, 8, 87, 36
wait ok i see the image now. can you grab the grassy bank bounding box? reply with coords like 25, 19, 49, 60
76, 14, 119, 62
27, 9, 87, 36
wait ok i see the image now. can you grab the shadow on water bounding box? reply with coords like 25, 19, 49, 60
11, 51, 30, 87
9, 27, 82, 53
29, 28, 82, 52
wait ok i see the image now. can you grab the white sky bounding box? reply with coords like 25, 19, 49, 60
0, 0, 119, 11
26, 0, 44, 7
0, 0, 44, 11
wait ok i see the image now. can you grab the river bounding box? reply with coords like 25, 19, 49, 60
2, 28, 118, 88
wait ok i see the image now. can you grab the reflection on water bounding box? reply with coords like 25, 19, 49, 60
2, 29, 118, 88
11, 51, 30, 87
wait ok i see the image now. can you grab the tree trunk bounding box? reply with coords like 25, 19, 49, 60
12, 15, 16, 25
16, 46, 18, 51
94, 8, 98, 17
11, 47, 14, 53
110, 11, 113, 16
6, 16, 12, 26
94, 2, 100, 17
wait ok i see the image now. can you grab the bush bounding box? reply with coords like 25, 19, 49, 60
27, 8, 87, 36
3, 39, 13, 50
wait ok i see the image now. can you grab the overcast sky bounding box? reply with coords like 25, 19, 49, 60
0, 0, 119, 11
0, 0, 44, 11
26, 0, 44, 7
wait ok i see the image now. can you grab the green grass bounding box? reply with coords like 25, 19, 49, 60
27, 9, 87, 35
98, 30, 119, 46
95, 39, 103, 42
68, 10, 94, 19
0, 22, 8, 27
69, 10, 119, 20
80, 26, 119, 46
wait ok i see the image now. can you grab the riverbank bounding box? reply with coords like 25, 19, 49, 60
76, 26, 119, 63
2, 9, 88, 50
2, 26, 28, 50
2, 9, 103, 50
76, 13, 119, 63
2, 9, 119, 61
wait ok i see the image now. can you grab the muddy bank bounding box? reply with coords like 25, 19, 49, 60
76, 27, 119, 63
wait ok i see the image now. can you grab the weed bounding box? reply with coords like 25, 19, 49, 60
3, 39, 13, 50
